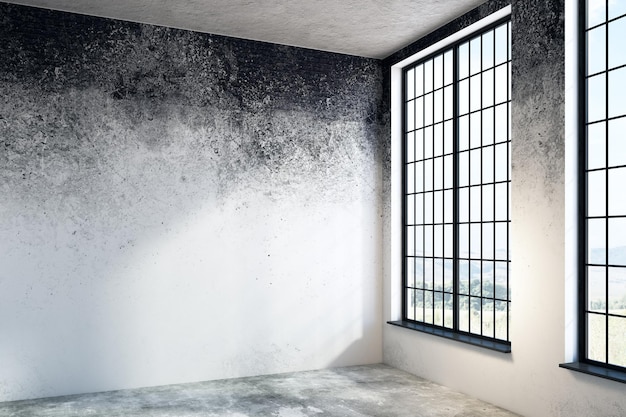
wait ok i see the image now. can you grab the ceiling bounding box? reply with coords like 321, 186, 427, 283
2, 0, 486, 59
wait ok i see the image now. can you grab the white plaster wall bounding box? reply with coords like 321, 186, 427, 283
382, 3, 626, 416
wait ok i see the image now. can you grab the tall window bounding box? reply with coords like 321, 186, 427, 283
402, 20, 511, 347
581, 0, 626, 371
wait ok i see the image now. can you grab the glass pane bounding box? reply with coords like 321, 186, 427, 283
406, 131, 415, 163
444, 85, 453, 120
588, 73, 606, 123
415, 64, 424, 97
406, 194, 415, 225
459, 187, 469, 223
444, 259, 453, 292
588, 122, 606, 170
424, 192, 433, 224
459, 115, 469, 151
424, 93, 434, 126
483, 184, 494, 221
483, 145, 495, 184
495, 183, 508, 221
460, 224, 470, 258
424, 126, 433, 159
434, 292, 444, 326
609, 167, 626, 215
608, 217, 626, 265
434, 54, 443, 90
424, 291, 433, 324
415, 129, 424, 161
406, 100, 415, 132
416, 226, 424, 256
483, 261, 494, 297
406, 68, 415, 100
434, 157, 444, 190
609, 18, 626, 70
609, 67, 626, 118
495, 222, 508, 260
587, 313, 607, 362
415, 161, 423, 192
415, 193, 424, 224
495, 103, 508, 143
495, 64, 508, 105
434, 225, 443, 257
470, 296, 482, 334
470, 112, 482, 149
470, 186, 481, 223
424, 59, 433, 93
588, 218, 606, 264
459, 79, 469, 116
482, 107, 494, 146
495, 143, 508, 182
470, 36, 481, 75
424, 225, 433, 257
424, 258, 434, 289
407, 163, 415, 194
415, 96, 424, 129
608, 117, 626, 167
495, 24, 508, 65
444, 293, 454, 328
434, 190, 443, 224
470, 223, 481, 258
444, 50, 454, 86
442, 120, 452, 155
495, 300, 508, 340
459, 295, 470, 332
434, 123, 443, 157
608, 267, 626, 315
588, 25, 606, 75
434, 89, 443, 124
424, 159, 433, 191
587, 169, 606, 216
444, 189, 453, 223
482, 29, 494, 70
444, 224, 453, 258
483, 299, 495, 338
444, 155, 453, 189
609, 316, 626, 367
406, 288, 416, 320
483, 222, 495, 259
470, 74, 482, 112
470, 149, 481, 185
609, 1, 626, 21
588, 266, 606, 312
495, 261, 508, 299
415, 289, 424, 321
483, 69, 494, 108
588, 0, 606, 28
459, 41, 469, 80
459, 151, 469, 187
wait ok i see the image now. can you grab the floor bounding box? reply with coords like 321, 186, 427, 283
0, 364, 520, 417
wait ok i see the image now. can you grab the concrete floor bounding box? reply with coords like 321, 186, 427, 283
0, 364, 520, 417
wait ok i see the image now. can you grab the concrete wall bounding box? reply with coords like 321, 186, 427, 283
0, 3, 385, 401
383, 1, 626, 416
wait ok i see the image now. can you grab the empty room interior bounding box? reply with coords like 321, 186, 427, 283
2, 0, 626, 416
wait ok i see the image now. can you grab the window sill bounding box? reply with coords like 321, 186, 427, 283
559, 362, 626, 384
387, 320, 511, 353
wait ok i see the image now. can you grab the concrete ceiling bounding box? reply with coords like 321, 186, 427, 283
2, 0, 486, 59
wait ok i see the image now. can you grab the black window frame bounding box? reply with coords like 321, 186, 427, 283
560, 0, 626, 384
389, 16, 512, 353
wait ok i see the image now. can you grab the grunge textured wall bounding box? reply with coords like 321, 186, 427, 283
0, 3, 385, 401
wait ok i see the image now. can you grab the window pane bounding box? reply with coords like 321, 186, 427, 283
444, 85, 453, 120
470, 148, 481, 185
609, 67, 626, 118
406, 100, 415, 131
406, 226, 415, 256
444, 189, 453, 223
434, 225, 443, 257
495, 183, 508, 221
588, 25, 606, 75
588, 266, 606, 312
424, 159, 433, 191
424, 225, 433, 257
415, 64, 424, 97
609, 168, 626, 215
444, 155, 453, 189
483, 145, 495, 183
609, 0, 626, 20
434, 54, 444, 90
434, 190, 443, 224
608, 267, 626, 315
407, 163, 415, 194
470, 223, 481, 257
444, 50, 454, 86
609, 316, 626, 367
415, 194, 424, 224
424, 93, 434, 126
459, 115, 469, 151
495, 103, 508, 143
495, 222, 508, 260
424, 126, 433, 159
444, 120, 454, 154
434, 89, 443, 123
588, 122, 606, 170
608, 117, 626, 167
495, 24, 508, 65
459, 187, 469, 223
470, 74, 482, 112
608, 217, 626, 265
588, 73, 606, 123
482, 107, 494, 146
588, 218, 606, 264
434, 157, 444, 190
587, 169, 606, 217
588, 313, 607, 362
416, 226, 424, 256
459, 41, 469, 80
424, 59, 433, 93
470, 186, 481, 223
460, 224, 470, 258
459, 151, 469, 187
609, 17, 626, 69
444, 225, 453, 258
407, 194, 415, 225
483, 223, 495, 259
495, 64, 508, 105
434, 123, 443, 157
495, 143, 508, 182
470, 112, 482, 149
470, 36, 481, 75
459, 79, 469, 116
415, 96, 424, 129
424, 192, 433, 224
482, 29, 494, 70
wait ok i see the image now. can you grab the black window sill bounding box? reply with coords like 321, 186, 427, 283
387, 320, 511, 353
559, 361, 626, 384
